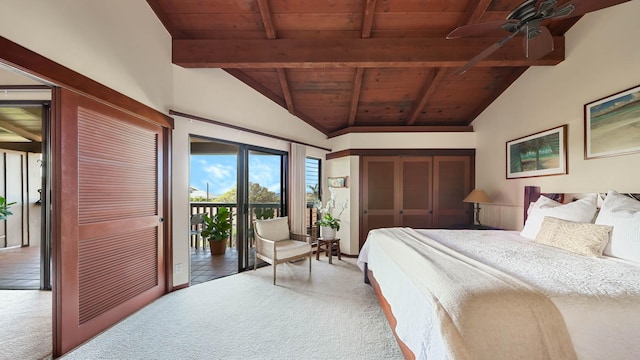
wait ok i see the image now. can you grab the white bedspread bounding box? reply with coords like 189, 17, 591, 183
358, 228, 640, 360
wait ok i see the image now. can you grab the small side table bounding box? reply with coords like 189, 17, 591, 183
316, 237, 341, 264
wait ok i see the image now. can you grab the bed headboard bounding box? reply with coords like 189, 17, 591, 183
523, 186, 563, 225
523, 186, 640, 225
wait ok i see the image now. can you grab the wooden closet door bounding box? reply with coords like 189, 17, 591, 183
433, 156, 472, 228
400, 157, 433, 228
52, 88, 166, 356
361, 157, 399, 248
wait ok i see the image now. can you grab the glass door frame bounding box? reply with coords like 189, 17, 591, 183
237, 144, 288, 272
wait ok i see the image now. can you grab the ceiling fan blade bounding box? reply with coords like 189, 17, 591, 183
554, 0, 631, 18
446, 20, 519, 39
523, 25, 554, 60
453, 32, 519, 75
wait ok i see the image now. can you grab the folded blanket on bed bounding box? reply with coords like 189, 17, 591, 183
369, 228, 576, 360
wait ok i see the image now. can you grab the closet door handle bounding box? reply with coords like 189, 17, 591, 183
400, 210, 403, 214
363, 210, 367, 214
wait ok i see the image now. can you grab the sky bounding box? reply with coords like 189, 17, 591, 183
190, 154, 282, 198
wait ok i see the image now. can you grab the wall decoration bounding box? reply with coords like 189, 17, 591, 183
327, 176, 348, 188
506, 125, 567, 179
585, 84, 640, 159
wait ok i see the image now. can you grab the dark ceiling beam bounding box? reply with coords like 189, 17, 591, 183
406, 68, 446, 125
173, 37, 565, 69
347, 0, 376, 127
224, 69, 329, 135
257, 0, 296, 115
347, 68, 364, 127
256, 0, 276, 39
328, 125, 473, 138
276, 68, 295, 113
361, 0, 377, 38
0, 141, 41, 153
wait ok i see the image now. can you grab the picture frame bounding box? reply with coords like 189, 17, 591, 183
506, 125, 567, 179
584, 84, 640, 159
327, 176, 348, 188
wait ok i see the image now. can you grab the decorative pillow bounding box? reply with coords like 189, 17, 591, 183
534, 217, 612, 257
255, 217, 290, 241
521, 193, 598, 239
595, 190, 640, 263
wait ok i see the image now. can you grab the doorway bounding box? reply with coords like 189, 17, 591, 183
189, 136, 287, 284
0, 100, 51, 290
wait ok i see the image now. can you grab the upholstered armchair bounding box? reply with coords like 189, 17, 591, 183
253, 217, 312, 285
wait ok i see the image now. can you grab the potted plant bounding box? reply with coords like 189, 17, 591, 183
317, 213, 340, 240
0, 195, 16, 221
201, 207, 232, 255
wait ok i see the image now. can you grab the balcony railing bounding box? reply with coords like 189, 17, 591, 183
189, 202, 320, 249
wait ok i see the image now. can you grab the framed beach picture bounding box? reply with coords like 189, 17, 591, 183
327, 176, 348, 188
506, 125, 567, 179
585, 84, 640, 159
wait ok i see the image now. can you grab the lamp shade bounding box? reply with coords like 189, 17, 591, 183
463, 189, 492, 204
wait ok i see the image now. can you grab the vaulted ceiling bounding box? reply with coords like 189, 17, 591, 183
146, 0, 629, 137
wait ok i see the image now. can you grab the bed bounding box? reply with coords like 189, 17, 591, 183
358, 186, 640, 360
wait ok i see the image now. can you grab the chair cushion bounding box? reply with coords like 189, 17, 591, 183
261, 240, 311, 260
255, 217, 290, 241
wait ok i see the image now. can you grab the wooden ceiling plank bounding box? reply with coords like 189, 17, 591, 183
173, 37, 565, 68
467, 67, 528, 121
406, 68, 446, 126
145, 0, 186, 38
0, 118, 42, 142
459, 0, 493, 26
347, 68, 364, 126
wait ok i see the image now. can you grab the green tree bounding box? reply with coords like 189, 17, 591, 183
213, 182, 279, 203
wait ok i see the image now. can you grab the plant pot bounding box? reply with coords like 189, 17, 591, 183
320, 226, 336, 240
209, 239, 227, 255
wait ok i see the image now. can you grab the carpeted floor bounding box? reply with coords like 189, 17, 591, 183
62, 257, 402, 359
0, 290, 52, 360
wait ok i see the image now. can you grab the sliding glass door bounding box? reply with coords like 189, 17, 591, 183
241, 147, 287, 271
189, 137, 287, 276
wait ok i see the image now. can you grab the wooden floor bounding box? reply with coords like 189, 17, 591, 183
0, 246, 40, 290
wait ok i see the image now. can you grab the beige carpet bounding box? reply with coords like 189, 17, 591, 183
0, 290, 52, 360
62, 257, 402, 359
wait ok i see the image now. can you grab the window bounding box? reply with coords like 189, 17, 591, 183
305, 157, 321, 236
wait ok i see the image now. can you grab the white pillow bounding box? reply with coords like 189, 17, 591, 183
595, 190, 640, 263
521, 194, 598, 239
534, 217, 612, 257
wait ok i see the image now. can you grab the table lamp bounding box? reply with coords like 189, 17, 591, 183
463, 189, 492, 226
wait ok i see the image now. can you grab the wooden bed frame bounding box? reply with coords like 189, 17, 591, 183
365, 185, 640, 359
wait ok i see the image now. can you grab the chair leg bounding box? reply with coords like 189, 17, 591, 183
273, 264, 276, 285
309, 253, 312, 273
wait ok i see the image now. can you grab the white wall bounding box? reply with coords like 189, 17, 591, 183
473, 1, 640, 230
172, 66, 328, 148
0, 0, 173, 112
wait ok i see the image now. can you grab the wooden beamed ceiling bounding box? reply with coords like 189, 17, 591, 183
147, 0, 627, 136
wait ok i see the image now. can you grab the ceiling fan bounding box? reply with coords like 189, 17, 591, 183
446, 0, 630, 75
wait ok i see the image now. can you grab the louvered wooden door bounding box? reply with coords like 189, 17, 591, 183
52, 89, 165, 356
361, 157, 399, 249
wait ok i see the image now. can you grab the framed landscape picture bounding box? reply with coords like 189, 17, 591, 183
585, 84, 640, 159
506, 125, 567, 179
